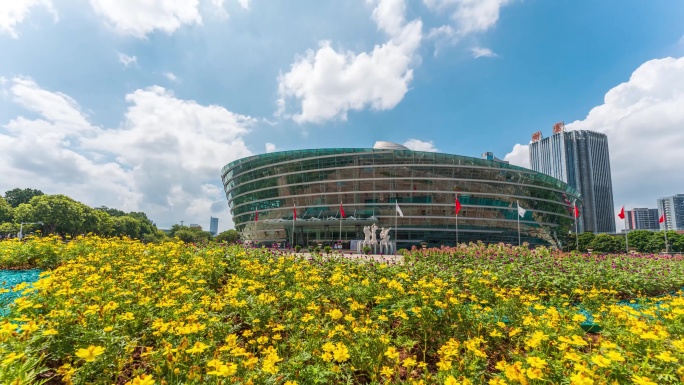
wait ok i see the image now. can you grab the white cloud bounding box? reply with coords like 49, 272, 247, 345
237, 0, 250, 10
505, 56, 684, 218
503, 143, 529, 168
0, 77, 254, 229
265, 142, 276, 153
163, 72, 178, 81
211, 0, 229, 19
117, 52, 137, 68
471, 46, 498, 58
0, 0, 58, 38
276, 0, 422, 124
424, 0, 512, 36
89, 0, 202, 38
403, 138, 438, 152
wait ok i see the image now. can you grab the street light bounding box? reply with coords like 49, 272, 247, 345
18, 221, 43, 240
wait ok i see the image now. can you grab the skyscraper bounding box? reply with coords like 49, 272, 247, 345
529, 125, 615, 233
657, 194, 684, 230
210, 217, 219, 236
626, 208, 659, 230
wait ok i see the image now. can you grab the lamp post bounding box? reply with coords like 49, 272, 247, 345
18, 221, 43, 240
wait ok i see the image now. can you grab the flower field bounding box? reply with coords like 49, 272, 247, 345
2, 237, 684, 384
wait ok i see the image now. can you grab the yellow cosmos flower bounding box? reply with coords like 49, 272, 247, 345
333, 343, 350, 362
2, 352, 26, 365
590, 354, 611, 368
526, 367, 543, 380
207, 363, 238, 377
605, 351, 624, 362
488, 379, 507, 385
569, 372, 594, 385
43, 328, 59, 336
125, 374, 155, 385
185, 341, 209, 354
654, 351, 678, 363
526, 356, 547, 369
380, 366, 394, 377
631, 376, 657, 385
75, 345, 105, 362
284, 381, 298, 385
385, 346, 400, 360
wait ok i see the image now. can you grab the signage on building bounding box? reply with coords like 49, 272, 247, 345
553, 121, 565, 134
531, 131, 543, 142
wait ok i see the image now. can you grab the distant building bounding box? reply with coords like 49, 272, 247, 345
189, 224, 202, 231
481, 152, 509, 164
626, 208, 659, 230
210, 217, 219, 236
657, 194, 684, 230
529, 124, 615, 233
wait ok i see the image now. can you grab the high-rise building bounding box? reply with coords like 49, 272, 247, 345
210, 217, 219, 236
529, 124, 615, 233
626, 208, 659, 230
657, 194, 684, 230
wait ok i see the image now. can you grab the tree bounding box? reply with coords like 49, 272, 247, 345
94, 206, 126, 217
627, 230, 653, 253
92, 210, 114, 236
577, 232, 595, 252
28, 195, 85, 235
216, 229, 240, 244
670, 232, 684, 252
112, 216, 142, 239
0, 197, 13, 223
13, 203, 35, 223
127, 211, 156, 237
588, 234, 623, 253
4, 188, 44, 207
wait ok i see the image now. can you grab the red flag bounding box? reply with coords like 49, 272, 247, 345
455, 196, 462, 215
293, 204, 297, 221
340, 202, 346, 218
617, 206, 625, 219
255, 209, 259, 222
659, 213, 665, 223
574, 204, 580, 218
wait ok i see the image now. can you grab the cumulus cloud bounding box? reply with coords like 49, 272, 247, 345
0, 0, 58, 38
424, 0, 512, 36
471, 46, 498, 58
503, 143, 529, 168
163, 72, 178, 81
89, 0, 202, 38
210, 0, 229, 19
505, 56, 684, 218
117, 52, 137, 68
276, 0, 422, 124
0, 77, 254, 229
403, 138, 438, 152
265, 143, 276, 153
237, 0, 250, 10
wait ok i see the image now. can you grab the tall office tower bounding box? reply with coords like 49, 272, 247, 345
529, 123, 616, 233
626, 208, 660, 230
210, 216, 219, 236
657, 194, 684, 230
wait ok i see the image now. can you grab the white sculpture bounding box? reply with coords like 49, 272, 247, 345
370, 223, 379, 245
362, 226, 372, 243
379, 227, 392, 254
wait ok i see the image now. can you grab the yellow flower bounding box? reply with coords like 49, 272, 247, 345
605, 351, 624, 362
385, 346, 400, 360
2, 352, 25, 365
185, 341, 209, 354
444, 376, 459, 385
654, 351, 678, 363
333, 343, 350, 362
327, 309, 343, 320
403, 357, 417, 368
488, 379, 507, 385
590, 354, 611, 368
564, 352, 583, 362
526, 367, 543, 380
75, 345, 105, 362
284, 381, 298, 385
526, 356, 547, 369
103, 326, 114, 332
125, 374, 155, 385
207, 363, 238, 377
43, 328, 59, 336
631, 375, 657, 385
380, 366, 394, 377
569, 371, 594, 385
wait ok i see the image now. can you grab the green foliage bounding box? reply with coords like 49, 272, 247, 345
174, 226, 213, 244
588, 233, 624, 253
215, 229, 240, 243
94, 206, 126, 217
363, 246, 371, 255
0, 197, 13, 223
627, 230, 653, 252
577, 232, 595, 251
295, 245, 302, 252
112, 215, 142, 239
324, 245, 332, 254
3, 188, 44, 208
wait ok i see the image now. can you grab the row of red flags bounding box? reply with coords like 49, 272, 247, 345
617, 206, 666, 223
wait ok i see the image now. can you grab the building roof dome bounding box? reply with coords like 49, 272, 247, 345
373, 141, 410, 150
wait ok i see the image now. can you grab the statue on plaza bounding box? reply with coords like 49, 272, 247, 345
370, 223, 379, 245
379, 227, 392, 254
362, 226, 372, 244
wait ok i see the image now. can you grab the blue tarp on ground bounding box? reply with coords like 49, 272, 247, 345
1, 269, 41, 317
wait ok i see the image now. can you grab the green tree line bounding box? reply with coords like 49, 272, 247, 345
562, 230, 684, 254
0, 188, 241, 243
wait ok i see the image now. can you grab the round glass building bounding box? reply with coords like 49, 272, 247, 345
221, 142, 580, 249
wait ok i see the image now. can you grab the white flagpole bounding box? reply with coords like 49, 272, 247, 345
395, 201, 398, 252
624, 208, 629, 253
574, 202, 579, 251
291, 204, 295, 248
517, 201, 521, 246
339, 202, 342, 247
664, 218, 669, 254
455, 193, 459, 247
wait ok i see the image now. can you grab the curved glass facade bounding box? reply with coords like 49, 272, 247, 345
222, 148, 581, 249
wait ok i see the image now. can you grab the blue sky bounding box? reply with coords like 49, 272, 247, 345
2, 0, 684, 232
